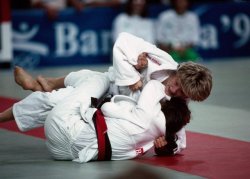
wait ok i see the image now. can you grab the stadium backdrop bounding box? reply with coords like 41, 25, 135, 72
10, 2, 250, 68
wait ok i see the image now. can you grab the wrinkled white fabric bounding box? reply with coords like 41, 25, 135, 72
112, 32, 178, 88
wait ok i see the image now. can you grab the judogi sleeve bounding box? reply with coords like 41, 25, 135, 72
113, 32, 178, 86
101, 80, 165, 122
113, 38, 140, 86
135, 80, 165, 118
115, 32, 176, 66
175, 127, 187, 153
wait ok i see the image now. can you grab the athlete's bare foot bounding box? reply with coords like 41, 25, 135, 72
36, 75, 53, 92
14, 66, 43, 91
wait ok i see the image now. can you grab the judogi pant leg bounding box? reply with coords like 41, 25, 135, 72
64, 69, 106, 88
13, 70, 109, 132
13, 87, 74, 132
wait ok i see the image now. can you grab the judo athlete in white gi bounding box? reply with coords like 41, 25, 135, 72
12, 66, 189, 155
0, 70, 190, 162
107, 32, 212, 154
11, 33, 212, 158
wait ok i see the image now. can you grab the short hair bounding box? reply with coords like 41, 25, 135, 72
177, 61, 213, 101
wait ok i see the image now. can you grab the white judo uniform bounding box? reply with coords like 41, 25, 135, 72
12, 70, 186, 163
108, 32, 187, 153
109, 32, 178, 100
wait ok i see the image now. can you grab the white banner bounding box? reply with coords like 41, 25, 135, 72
0, 23, 12, 62
0, 0, 12, 63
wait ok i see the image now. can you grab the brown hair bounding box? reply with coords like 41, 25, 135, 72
177, 61, 212, 101
125, 0, 148, 17
156, 97, 190, 156
161, 97, 190, 137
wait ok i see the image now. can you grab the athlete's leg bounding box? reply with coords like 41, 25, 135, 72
36, 75, 65, 92
0, 86, 74, 131
36, 69, 108, 92
0, 107, 14, 122
37, 70, 107, 92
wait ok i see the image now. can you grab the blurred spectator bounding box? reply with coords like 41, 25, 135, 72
80, 0, 125, 7
31, 0, 83, 20
11, 0, 31, 9
156, 0, 200, 62
147, 0, 163, 3
190, 0, 234, 3
159, 0, 170, 4
112, 0, 156, 44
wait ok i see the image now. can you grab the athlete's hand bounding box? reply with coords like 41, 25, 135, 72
134, 52, 148, 71
154, 136, 167, 148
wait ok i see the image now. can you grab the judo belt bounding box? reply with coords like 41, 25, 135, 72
91, 94, 112, 109
92, 108, 112, 161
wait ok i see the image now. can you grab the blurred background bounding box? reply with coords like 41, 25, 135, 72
0, 0, 249, 69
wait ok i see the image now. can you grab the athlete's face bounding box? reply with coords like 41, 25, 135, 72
175, 0, 189, 14
132, 0, 146, 15
164, 75, 187, 99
